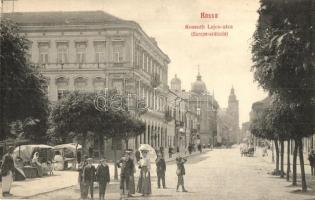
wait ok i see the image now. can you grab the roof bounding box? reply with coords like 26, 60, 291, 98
3, 11, 170, 62
3, 11, 126, 26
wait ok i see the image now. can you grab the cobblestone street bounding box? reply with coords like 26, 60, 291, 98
29, 147, 315, 200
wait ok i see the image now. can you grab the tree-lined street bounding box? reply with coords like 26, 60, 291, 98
28, 148, 314, 200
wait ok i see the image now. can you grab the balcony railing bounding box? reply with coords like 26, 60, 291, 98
33, 62, 130, 70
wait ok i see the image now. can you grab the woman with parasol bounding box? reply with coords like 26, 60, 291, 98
136, 147, 152, 196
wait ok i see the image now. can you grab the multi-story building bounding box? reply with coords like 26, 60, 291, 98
6, 11, 170, 158
170, 73, 217, 148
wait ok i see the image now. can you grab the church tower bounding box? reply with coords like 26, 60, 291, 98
227, 86, 239, 127
227, 86, 240, 142
170, 74, 182, 92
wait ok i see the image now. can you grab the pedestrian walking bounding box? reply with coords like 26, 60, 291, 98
1, 146, 15, 197
308, 150, 315, 176
168, 147, 173, 158
176, 156, 188, 192
198, 144, 202, 153
156, 153, 166, 188
188, 144, 192, 154
128, 150, 136, 196
96, 158, 110, 200
137, 149, 151, 196
82, 158, 96, 199
117, 150, 135, 198
78, 155, 88, 199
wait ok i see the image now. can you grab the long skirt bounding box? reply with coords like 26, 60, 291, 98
137, 170, 151, 195
2, 171, 13, 193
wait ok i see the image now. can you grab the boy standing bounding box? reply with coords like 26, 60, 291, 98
156, 154, 166, 189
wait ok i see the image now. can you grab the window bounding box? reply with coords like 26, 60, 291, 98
74, 77, 88, 92
144, 54, 147, 71
149, 59, 152, 74
94, 42, 106, 63
112, 41, 124, 63
57, 43, 68, 63
76, 43, 87, 63
57, 90, 69, 100
112, 80, 124, 94
38, 43, 49, 64
146, 56, 149, 72
136, 50, 140, 66
142, 53, 145, 70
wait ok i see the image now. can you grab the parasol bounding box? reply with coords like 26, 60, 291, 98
138, 144, 157, 162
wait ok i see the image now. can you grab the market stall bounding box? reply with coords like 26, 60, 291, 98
53, 143, 82, 170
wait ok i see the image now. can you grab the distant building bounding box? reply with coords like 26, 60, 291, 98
170, 72, 218, 147
217, 87, 240, 146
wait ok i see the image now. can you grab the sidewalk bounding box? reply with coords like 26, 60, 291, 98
255, 147, 315, 188
0, 148, 210, 199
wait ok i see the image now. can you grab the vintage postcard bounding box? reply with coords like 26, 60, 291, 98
0, 0, 314, 199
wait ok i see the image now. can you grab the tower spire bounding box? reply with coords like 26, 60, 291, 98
197, 65, 201, 80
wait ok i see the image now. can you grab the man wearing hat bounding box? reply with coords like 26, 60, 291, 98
78, 155, 88, 199
82, 158, 96, 199
156, 153, 166, 189
117, 150, 134, 198
1, 146, 15, 197
96, 158, 110, 200
176, 156, 188, 192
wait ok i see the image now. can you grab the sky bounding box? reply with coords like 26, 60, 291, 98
3, 0, 267, 126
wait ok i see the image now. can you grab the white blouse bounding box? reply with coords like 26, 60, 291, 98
139, 157, 151, 171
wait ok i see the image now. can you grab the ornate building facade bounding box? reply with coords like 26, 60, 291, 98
169, 72, 218, 148
7, 11, 170, 158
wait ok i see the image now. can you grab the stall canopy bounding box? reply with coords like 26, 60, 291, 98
53, 143, 82, 158
13, 144, 54, 162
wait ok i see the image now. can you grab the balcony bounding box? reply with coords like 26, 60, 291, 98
34, 62, 131, 71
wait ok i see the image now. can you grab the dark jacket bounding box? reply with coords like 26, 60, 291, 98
176, 157, 186, 176
117, 158, 134, 177
1, 153, 15, 176
156, 158, 166, 176
83, 165, 96, 183
308, 153, 315, 167
135, 151, 141, 162
96, 164, 110, 184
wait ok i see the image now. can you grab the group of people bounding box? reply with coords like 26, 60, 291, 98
117, 148, 188, 199
116, 149, 154, 199
78, 157, 110, 200
1, 146, 188, 199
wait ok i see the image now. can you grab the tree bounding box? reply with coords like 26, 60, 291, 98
51, 90, 146, 179
0, 19, 49, 142
252, 0, 315, 191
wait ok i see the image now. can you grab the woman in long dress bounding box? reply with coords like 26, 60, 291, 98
137, 150, 151, 196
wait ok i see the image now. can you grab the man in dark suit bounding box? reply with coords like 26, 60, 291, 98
156, 153, 166, 188
1, 146, 15, 197
117, 150, 134, 198
96, 159, 110, 200
83, 158, 96, 199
